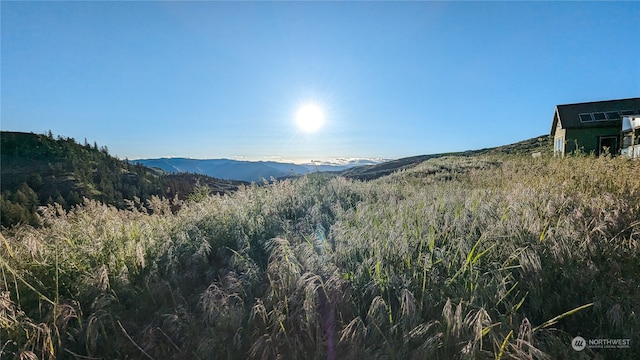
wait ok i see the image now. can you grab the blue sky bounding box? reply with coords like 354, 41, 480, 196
2, 1, 639, 162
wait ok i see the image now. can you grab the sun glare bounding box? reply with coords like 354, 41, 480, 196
296, 104, 324, 133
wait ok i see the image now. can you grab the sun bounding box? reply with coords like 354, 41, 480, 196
295, 104, 324, 133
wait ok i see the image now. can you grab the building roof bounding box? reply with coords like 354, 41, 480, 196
551, 97, 640, 136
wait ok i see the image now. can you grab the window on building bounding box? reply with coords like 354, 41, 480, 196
579, 113, 593, 122
605, 111, 620, 120
592, 112, 607, 121
554, 137, 564, 155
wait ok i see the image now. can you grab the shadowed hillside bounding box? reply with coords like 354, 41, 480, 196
0, 131, 247, 228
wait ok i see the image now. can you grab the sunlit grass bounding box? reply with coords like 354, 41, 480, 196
1, 154, 639, 359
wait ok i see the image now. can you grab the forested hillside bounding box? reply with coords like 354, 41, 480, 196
2, 152, 638, 359
0, 131, 246, 228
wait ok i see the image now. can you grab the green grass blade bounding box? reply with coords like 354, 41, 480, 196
533, 303, 594, 332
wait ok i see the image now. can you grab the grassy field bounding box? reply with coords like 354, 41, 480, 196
1, 153, 639, 359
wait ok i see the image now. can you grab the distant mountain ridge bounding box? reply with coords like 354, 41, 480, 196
133, 157, 383, 182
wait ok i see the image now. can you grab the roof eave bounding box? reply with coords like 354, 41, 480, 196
550, 107, 560, 136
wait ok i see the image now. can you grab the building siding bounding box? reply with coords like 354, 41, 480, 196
564, 126, 620, 155
554, 126, 566, 155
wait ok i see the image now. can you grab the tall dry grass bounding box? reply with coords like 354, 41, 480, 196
1, 154, 639, 359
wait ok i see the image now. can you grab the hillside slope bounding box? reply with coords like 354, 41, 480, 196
0, 131, 246, 228
341, 135, 552, 180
